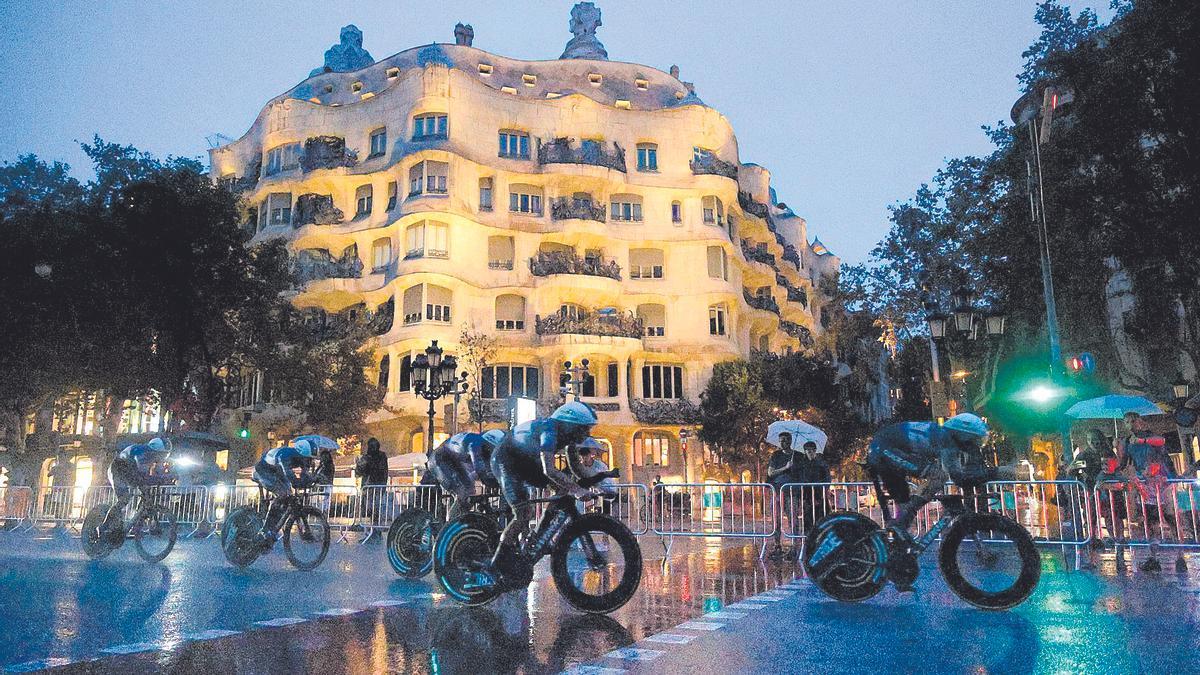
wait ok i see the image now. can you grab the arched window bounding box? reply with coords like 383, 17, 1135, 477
495, 294, 526, 330
671, 200, 682, 224
633, 430, 671, 467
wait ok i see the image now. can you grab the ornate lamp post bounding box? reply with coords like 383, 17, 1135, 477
412, 340, 468, 453
922, 283, 1007, 418
559, 359, 591, 402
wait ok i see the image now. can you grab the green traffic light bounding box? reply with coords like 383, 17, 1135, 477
238, 428, 250, 439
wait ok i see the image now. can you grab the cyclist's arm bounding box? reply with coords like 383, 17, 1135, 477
539, 450, 588, 498
940, 445, 989, 485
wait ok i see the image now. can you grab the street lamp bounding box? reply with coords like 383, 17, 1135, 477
925, 311, 949, 340
923, 287, 1007, 418
1173, 374, 1191, 401
412, 340, 468, 453
951, 286, 976, 334
984, 309, 1007, 337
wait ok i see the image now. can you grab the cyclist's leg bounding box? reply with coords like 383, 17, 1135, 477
867, 453, 912, 526
107, 460, 139, 524
492, 469, 535, 572
436, 454, 476, 521
254, 467, 292, 535
892, 464, 946, 532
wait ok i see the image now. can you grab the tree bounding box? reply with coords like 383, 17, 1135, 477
459, 325, 498, 430
697, 360, 775, 479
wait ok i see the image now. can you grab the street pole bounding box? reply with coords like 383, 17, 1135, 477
426, 398, 436, 454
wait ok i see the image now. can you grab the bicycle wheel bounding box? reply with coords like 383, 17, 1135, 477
433, 513, 502, 607
133, 504, 178, 562
802, 511, 887, 603
283, 505, 330, 570
222, 506, 264, 568
938, 511, 1041, 610
387, 508, 437, 578
81, 504, 118, 560
550, 513, 643, 613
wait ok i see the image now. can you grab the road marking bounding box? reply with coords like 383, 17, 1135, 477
370, 600, 408, 607
314, 607, 359, 617
762, 589, 796, 597
725, 602, 767, 610
255, 617, 307, 627
564, 666, 627, 675
5, 658, 73, 673
704, 610, 747, 619
746, 595, 783, 602
677, 621, 725, 631
604, 647, 664, 661
644, 633, 697, 645
100, 642, 160, 655
183, 629, 241, 641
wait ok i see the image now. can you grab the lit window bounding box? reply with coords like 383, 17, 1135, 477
478, 63, 493, 76
408, 160, 449, 197
635, 77, 649, 90
642, 364, 683, 399
354, 184, 373, 218
369, 128, 387, 158
481, 365, 540, 399
588, 73, 602, 85
412, 113, 448, 140
263, 192, 292, 226
498, 130, 531, 159
633, 430, 670, 466
403, 284, 451, 324
522, 73, 537, 86
405, 221, 449, 259
709, 303, 727, 336
636, 143, 658, 172
509, 185, 543, 215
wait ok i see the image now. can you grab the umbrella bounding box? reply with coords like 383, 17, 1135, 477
1065, 394, 1163, 438
291, 434, 340, 451
765, 420, 828, 454
1065, 395, 1163, 420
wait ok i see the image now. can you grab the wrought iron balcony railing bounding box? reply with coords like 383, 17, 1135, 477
535, 308, 643, 339
743, 289, 780, 315
537, 137, 627, 172
689, 153, 739, 179
529, 251, 621, 280
550, 198, 606, 223
630, 398, 701, 424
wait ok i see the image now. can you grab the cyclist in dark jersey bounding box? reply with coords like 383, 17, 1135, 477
252, 439, 317, 539
428, 429, 505, 518
108, 437, 172, 517
486, 401, 598, 582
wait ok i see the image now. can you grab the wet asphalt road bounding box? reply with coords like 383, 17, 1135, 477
2, 532, 1199, 673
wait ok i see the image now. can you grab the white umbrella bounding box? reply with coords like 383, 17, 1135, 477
765, 420, 828, 454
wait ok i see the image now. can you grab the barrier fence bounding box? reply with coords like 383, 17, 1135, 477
4, 479, 1198, 556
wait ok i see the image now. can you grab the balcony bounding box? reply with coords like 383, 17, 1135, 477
538, 137, 627, 173
741, 240, 776, 266
550, 197, 606, 223
786, 286, 809, 308
744, 289, 780, 315
780, 319, 815, 347
738, 191, 770, 219
293, 249, 362, 284
301, 136, 357, 172
535, 308, 643, 339
689, 153, 739, 180
630, 398, 701, 425
293, 193, 345, 227
782, 245, 802, 270
529, 250, 621, 280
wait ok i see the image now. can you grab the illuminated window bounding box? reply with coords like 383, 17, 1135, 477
261, 192, 292, 226
642, 364, 683, 399
633, 430, 671, 466
522, 73, 537, 86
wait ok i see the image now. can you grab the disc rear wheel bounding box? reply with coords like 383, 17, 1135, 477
433, 513, 502, 607
802, 511, 887, 603
81, 504, 119, 560
222, 506, 264, 568
387, 508, 437, 577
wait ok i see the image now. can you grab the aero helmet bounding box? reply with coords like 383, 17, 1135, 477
943, 413, 989, 438
551, 401, 599, 427
293, 439, 315, 457
481, 429, 506, 448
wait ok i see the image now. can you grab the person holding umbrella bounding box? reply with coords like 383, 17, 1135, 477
765, 420, 830, 561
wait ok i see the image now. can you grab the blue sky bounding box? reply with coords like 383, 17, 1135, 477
0, 1, 1109, 264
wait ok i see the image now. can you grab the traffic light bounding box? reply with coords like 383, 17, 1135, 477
238, 411, 251, 439
1066, 353, 1095, 375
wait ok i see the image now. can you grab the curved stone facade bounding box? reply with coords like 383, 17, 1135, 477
209, 8, 839, 482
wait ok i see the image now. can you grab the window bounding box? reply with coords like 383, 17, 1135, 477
706, 246, 728, 280
412, 113, 448, 139
371, 238, 391, 272
671, 201, 682, 223
607, 362, 619, 397
635, 77, 649, 91
387, 67, 400, 79
558, 303, 582, 321
351, 81, 363, 93
378, 355, 390, 390
636, 143, 658, 172
408, 160, 448, 197
404, 284, 452, 324
709, 303, 728, 336
495, 295, 526, 330
702, 196, 724, 225
522, 73, 537, 86
610, 194, 643, 222
642, 364, 684, 399
478, 63, 493, 76
405, 221, 449, 259
481, 365, 540, 399
369, 128, 387, 158
588, 73, 602, 85
638, 303, 666, 337
693, 146, 711, 163
386, 181, 398, 210
263, 143, 300, 176
633, 430, 670, 466
498, 130, 531, 159
629, 249, 664, 279
508, 185, 543, 215
354, 184, 373, 218
399, 354, 412, 391
757, 334, 770, 352
488, 236, 514, 270
479, 177, 494, 211
263, 192, 292, 226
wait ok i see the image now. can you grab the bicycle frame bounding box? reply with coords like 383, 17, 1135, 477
520, 495, 586, 563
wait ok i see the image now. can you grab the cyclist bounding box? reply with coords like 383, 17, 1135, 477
427, 429, 506, 518
106, 437, 172, 523
482, 401, 598, 587
866, 413, 1014, 586
251, 439, 318, 542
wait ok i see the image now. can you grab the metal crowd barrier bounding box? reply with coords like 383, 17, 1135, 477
651, 483, 777, 558
1, 486, 35, 532
1093, 478, 1200, 549
777, 482, 882, 540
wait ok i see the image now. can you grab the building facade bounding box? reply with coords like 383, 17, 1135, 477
208, 4, 839, 484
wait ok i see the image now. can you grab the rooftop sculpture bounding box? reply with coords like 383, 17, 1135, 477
560, 2, 608, 60
310, 25, 375, 77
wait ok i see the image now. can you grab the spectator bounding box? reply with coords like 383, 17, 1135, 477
794, 440, 832, 537
1117, 412, 1180, 572
573, 439, 619, 514
766, 433, 802, 560
355, 438, 390, 538
315, 447, 335, 513
47, 453, 75, 527
1060, 429, 1118, 568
